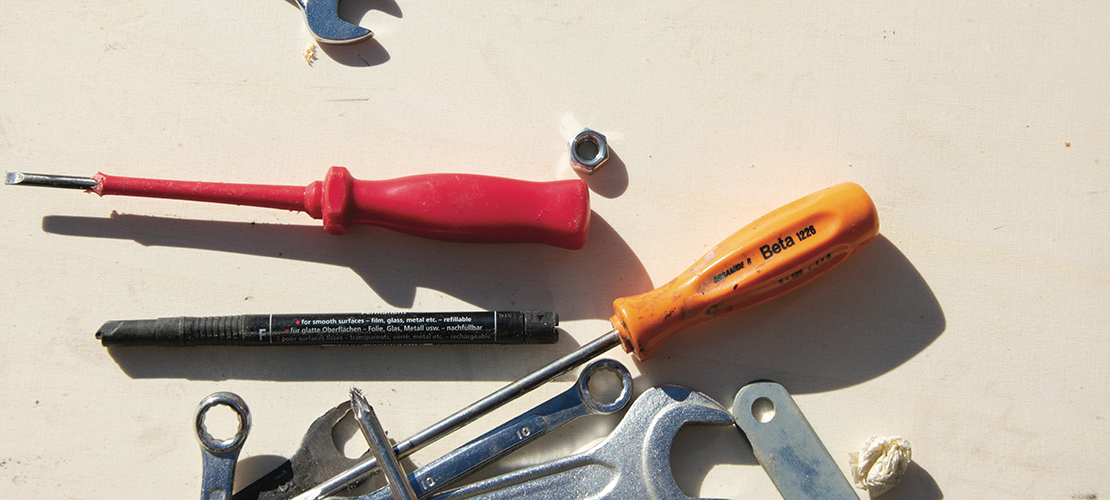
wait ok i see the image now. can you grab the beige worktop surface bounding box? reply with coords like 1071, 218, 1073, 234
1, 1, 1107, 498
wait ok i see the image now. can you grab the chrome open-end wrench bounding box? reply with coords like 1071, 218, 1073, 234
232, 400, 379, 500
426, 385, 736, 500
293, 0, 374, 44
424, 381, 858, 500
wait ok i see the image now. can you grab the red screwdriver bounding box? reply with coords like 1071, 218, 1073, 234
4, 168, 592, 249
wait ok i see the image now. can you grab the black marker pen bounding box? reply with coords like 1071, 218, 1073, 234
96, 311, 558, 346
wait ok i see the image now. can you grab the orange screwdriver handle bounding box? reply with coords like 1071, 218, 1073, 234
610, 182, 880, 361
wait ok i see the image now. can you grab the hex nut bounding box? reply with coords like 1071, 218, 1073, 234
569, 129, 609, 175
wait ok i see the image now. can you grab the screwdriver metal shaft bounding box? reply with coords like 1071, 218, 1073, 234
350, 388, 419, 500
293, 332, 622, 500
294, 182, 881, 500
5, 172, 99, 190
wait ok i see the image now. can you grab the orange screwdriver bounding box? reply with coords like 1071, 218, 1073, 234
298, 181, 881, 499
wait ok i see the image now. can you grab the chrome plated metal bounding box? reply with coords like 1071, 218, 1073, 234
351, 388, 419, 500
232, 401, 380, 500
196, 392, 252, 500
293, 331, 622, 500
427, 385, 736, 500
569, 129, 609, 175
354, 359, 634, 500
4, 172, 99, 190
731, 382, 857, 500
293, 0, 374, 44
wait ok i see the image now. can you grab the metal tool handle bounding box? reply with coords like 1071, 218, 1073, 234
426, 386, 736, 500
389, 359, 633, 499
292, 334, 622, 500
351, 389, 419, 500
732, 382, 858, 500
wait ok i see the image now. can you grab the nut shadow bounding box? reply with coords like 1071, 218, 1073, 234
577, 147, 629, 199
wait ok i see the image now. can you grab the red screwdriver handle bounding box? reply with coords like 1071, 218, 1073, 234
93, 167, 592, 249
304, 167, 591, 248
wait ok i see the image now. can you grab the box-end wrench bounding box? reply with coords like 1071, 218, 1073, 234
230, 359, 631, 500
196, 392, 252, 500
426, 385, 736, 500
350, 359, 633, 500
294, 183, 879, 499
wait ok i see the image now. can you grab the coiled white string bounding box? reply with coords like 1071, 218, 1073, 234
849, 436, 912, 496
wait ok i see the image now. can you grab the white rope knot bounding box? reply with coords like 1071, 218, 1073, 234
849, 436, 912, 496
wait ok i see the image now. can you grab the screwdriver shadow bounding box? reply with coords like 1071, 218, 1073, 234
629, 235, 946, 398
639, 236, 945, 498
42, 211, 651, 381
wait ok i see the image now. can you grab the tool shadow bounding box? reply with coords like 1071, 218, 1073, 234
44, 209, 943, 395
43, 211, 650, 380
629, 235, 946, 397
284, 0, 401, 67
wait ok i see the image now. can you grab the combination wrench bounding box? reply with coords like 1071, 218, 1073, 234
423, 382, 857, 500
292, 183, 879, 499
425, 385, 736, 500
349, 359, 633, 500
196, 392, 252, 500
196, 378, 858, 500
202, 359, 632, 500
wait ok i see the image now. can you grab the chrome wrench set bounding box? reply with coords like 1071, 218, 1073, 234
193, 359, 856, 500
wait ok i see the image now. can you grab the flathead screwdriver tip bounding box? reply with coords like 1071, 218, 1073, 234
5, 172, 99, 190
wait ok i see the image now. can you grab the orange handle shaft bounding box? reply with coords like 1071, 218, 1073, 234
610, 182, 880, 361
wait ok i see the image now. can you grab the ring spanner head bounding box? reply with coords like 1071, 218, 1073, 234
294, 0, 374, 44
196, 392, 251, 500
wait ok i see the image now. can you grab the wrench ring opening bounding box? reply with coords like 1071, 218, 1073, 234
577, 359, 633, 414
195, 392, 251, 456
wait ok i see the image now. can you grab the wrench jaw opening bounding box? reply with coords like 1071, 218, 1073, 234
426, 385, 736, 500
233, 401, 384, 500
300, 0, 375, 44
630, 387, 736, 500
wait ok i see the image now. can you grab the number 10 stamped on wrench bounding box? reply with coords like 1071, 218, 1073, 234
195, 377, 857, 500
